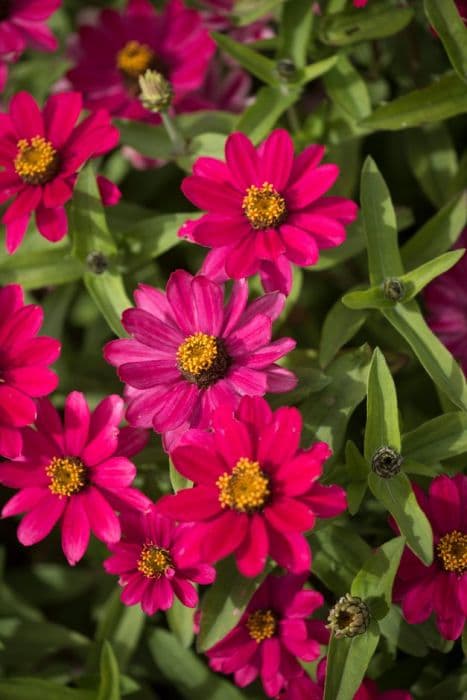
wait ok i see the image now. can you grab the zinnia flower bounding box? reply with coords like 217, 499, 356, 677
0, 91, 120, 253
353, 0, 368, 7
103, 271, 297, 448
0, 392, 150, 566
179, 129, 358, 294
393, 474, 466, 640
66, 0, 215, 123
206, 572, 328, 697
158, 396, 347, 576
0, 283, 60, 459
104, 505, 215, 615
200, 0, 274, 43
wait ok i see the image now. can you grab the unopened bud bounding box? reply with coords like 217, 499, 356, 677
86, 250, 109, 275
276, 58, 297, 80
372, 446, 403, 478
138, 69, 173, 112
327, 593, 370, 639
383, 277, 405, 302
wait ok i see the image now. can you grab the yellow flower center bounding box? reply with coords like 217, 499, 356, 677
242, 182, 287, 230
14, 136, 58, 185
117, 40, 155, 78
437, 530, 467, 574
217, 457, 270, 513
137, 543, 172, 579
177, 332, 218, 376
46, 457, 87, 497
246, 609, 276, 643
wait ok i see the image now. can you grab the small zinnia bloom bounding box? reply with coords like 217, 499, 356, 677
104, 505, 215, 615
179, 129, 358, 294
158, 396, 347, 576
103, 271, 297, 447
206, 572, 328, 697
393, 474, 466, 640
0, 283, 60, 459
0, 392, 150, 566
0, 91, 119, 253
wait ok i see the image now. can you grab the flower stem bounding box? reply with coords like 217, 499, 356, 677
160, 111, 186, 157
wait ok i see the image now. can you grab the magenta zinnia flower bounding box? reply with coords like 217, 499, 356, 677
0, 91, 119, 253
206, 572, 328, 697
158, 396, 347, 576
0, 392, 150, 566
104, 505, 215, 615
66, 0, 215, 123
393, 474, 466, 640
104, 271, 297, 446
0, 283, 60, 459
179, 129, 358, 294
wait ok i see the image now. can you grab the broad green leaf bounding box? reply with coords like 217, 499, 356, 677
425, 0, 467, 83
84, 274, 131, 338
364, 348, 401, 461
319, 300, 367, 368
234, 0, 283, 25
318, 3, 413, 45
324, 55, 371, 121
368, 472, 433, 565
423, 669, 467, 700
351, 537, 405, 620
116, 213, 196, 263
148, 629, 245, 700
177, 133, 227, 170
0, 679, 94, 700
0, 246, 82, 289
324, 621, 380, 700
197, 557, 271, 652
213, 32, 279, 86
278, 0, 313, 69
302, 55, 339, 84
402, 412, 467, 463
383, 301, 467, 411
345, 441, 369, 515
236, 84, 301, 143
166, 597, 195, 649
361, 157, 404, 285
361, 73, 467, 131
406, 123, 458, 207
1, 621, 89, 669
97, 642, 120, 700
378, 606, 431, 657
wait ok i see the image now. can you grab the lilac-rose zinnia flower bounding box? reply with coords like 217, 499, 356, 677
0, 392, 150, 566
393, 474, 466, 640
180, 129, 358, 294
0, 91, 120, 254
104, 271, 297, 446
206, 572, 328, 697
104, 505, 215, 615
0, 283, 60, 459
158, 396, 347, 577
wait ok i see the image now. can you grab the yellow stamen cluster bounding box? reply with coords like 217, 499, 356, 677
46, 457, 86, 497
177, 332, 218, 376
137, 544, 172, 579
242, 182, 286, 230
437, 530, 467, 574
117, 40, 155, 78
217, 457, 270, 513
246, 609, 276, 643
14, 136, 58, 185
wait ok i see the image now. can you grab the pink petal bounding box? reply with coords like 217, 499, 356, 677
226, 314, 271, 356
97, 175, 121, 206
152, 381, 199, 433
267, 527, 311, 573
91, 456, 136, 488
302, 483, 347, 518
115, 426, 149, 460
42, 179, 73, 208
221, 280, 249, 337
35, 204, 68, 242
225, 131, 259, 189
17, 493, 65, 545
259, 129, 294, 191
401, 575, 435, 624
235, 513, 269, 577
0, 425, 22, 459
280, 223, 319, 265
181, 175, 241, 214
84, 486, 120, 543
3, 366, 58, 397
191, 275, 225, 336
288, 144, 325, 185
275, 443, 330, 496
157, 485, 221, 521
259, 256, 293, 295
3, 186, 41, 223
244, 338, 296, 369
428, 475, 460, 535
151, 576, 174, 611
44, 92, 82, 148
64, 391, 90, 456
121, 572, 149, 606
172, 577, 198, 607
122, 307, 183, 350
170, 442, 225, 485
2, 487, 47, 517
61, 494, 91, 565
0, 385, 36, 427
265, 498, 315, 534
5, 213, 30, 254
189, 215, 249, 247
286, 165, 339, 209
226, 366, 267, 395
10, 91, 44, 139
119, 360, 179, 388
257, 406, 302, 466
202, 510, 248, 562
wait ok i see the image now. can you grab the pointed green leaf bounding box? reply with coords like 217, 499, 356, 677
364, 348, 401, 462
319, 3, 413, 45
0, 245, 82, 289
345, 441, 369, 515
399, 249, 465, 300
406, 123, 458, 207
324, 621, 380, 700
213, 32, 279, 86
234, 0, 283, 25
0, 679, 94, 700
319, 299, 367, 368
278, 0, 313, 69
97, 642, 120, 700
324, 55, 371, 121
236, 84, 301, 143
351, 537, 405, 620
425, 0, 467, 82
166, 597, 195, 649
402, 412, 467, 463
302, 55, 339, 83
342, 287, 390, 310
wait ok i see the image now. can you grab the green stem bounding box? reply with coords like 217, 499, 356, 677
160, 111, 186, 157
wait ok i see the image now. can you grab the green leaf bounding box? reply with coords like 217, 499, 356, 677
423, 669, 467, 700
166, 597, 195, 649
278, 0, 313, 69
345, 441, 369, 516
0, 679, 94, 700
169, 460, 192, 493
302, 55, 339, 84
324, 621, 380, 700
425, 0, 467, 83
402, 412, 467, 463
319, 300, 367, 368
116, 212, 194, 263
378, 605, 431, 657
213, 32, 279, 86
97, 642, 120, 700
0, 621, 89, 669
351, 537, 405, 620
406, 124, 458, 207
364, 348, 401, 461
236, 84, 301, 143
234, 0, 283, 26
368, 472, 433, 565
324, 55, 371, 121
342, 286, 390, 310
0, 245, 82, 289
318, 2, 413, 45
361, 73, 467, 131
400, 249, 465, 300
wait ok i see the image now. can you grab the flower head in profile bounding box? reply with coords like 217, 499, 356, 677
0, 284, 60, 459
206, 572, 328, 697
393, 474, 466, 640
0, 91, 120, 253
104, 505, 215, 615
158, 396, 347, 576
179, 129, 358, 294
0, 392, 150, 566
104, 271, 297, 448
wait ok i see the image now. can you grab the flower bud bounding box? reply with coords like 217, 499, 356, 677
138, 69, 173, 112
372, 446, 403, 478
327, 593, 370, 639
276, 58, 297, 80
383, 277, 405, 301
86, 250, 109, 275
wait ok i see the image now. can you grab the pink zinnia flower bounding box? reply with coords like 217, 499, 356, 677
180, 129, 358, 295
0, 91, 120, 253
104, 505, 215, 614
0, 392, 150, 566
200, 0, 274, 43
103, 271, 297, 447
206, 572, 328, 697
353, 0, 368, 7
424, 230, 467, 375
158, 396, 347, 576
0, 283, 60, 459
393, 474, 466, 640
66, 0, 215, 123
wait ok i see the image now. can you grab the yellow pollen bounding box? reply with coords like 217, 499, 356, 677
117, 40, 155, 78
437, 530, 467, 574
246, 609, 276, 643
46, 457, 86, 497
242, 182, 286, 230
216, 457, 270, 513
177, 332, 218, 376
137, 543, 172, 579
14, 136, 58, 185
